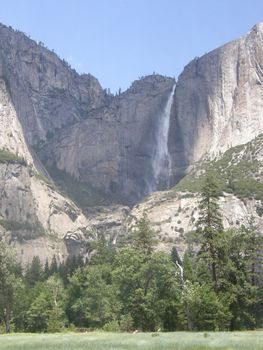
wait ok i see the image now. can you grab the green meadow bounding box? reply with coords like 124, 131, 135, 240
0, 331, 262, 350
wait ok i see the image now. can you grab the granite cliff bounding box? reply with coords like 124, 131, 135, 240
0, 78, 92, 265
2, 23, 263, 208
0, 23, 263, 260
170, 23, 263, 168
0, 24, 177, 205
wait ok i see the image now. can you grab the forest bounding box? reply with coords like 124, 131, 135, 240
0, 175, 262, 333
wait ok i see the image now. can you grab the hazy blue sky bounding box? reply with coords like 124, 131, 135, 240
0, 0, 262, 92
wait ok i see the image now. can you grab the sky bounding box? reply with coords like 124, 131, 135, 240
0, 0, 262, 92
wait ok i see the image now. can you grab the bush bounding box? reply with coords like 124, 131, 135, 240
0, 149, 26, 165
102, 320, 120, 332
119, 314, 134, 332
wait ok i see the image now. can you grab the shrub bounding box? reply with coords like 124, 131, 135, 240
102, 320, 120, 332
0, 149, 26, 165
119, 314, 134, 332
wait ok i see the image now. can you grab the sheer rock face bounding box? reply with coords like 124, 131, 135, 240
0, 79, 33, 164
170, 23, 263, 169
40, 76, 175, 204
1, 22, 263, 259
0, 78, 90, 265
3, 23, 263, 205
0, 24, 107, 145
0, 24, 176, 204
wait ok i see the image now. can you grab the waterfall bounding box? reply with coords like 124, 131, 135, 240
151, 83, 175, 191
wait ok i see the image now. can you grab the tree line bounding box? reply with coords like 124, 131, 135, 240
0, 174, 262, 333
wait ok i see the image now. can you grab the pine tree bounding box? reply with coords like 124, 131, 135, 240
0, 241, 22, 332
44, 258, 49, 279
196, 173, 223, 293
25, 256, 43, 287
49, 255, 58, 275
133, 213, 156, 256
171, 246, 182, 265
225, 226, 262, 329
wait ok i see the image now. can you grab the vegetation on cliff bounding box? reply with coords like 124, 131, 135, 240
174, 134, 263, 202
0, 149, 26, 165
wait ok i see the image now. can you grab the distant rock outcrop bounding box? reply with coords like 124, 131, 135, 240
170, 22, 263, 168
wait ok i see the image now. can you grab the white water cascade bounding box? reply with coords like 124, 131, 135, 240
151, 83, 176, 191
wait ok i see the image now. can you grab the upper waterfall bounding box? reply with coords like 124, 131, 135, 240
150, 83, 176, 192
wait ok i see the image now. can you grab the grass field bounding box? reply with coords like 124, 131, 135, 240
0, 331, 263, 350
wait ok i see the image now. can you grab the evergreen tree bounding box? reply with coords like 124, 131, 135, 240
25, 256, 43, 287
196, 173, 224, 293
44, 258, 49, 279
223, 227, 261, 330
0, 241, 23, 333
133, 213, 157, 255
171, 246, 182, 265
59, 256, 85, 285
89, 237, 116, 266
49, 255, 58, 275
